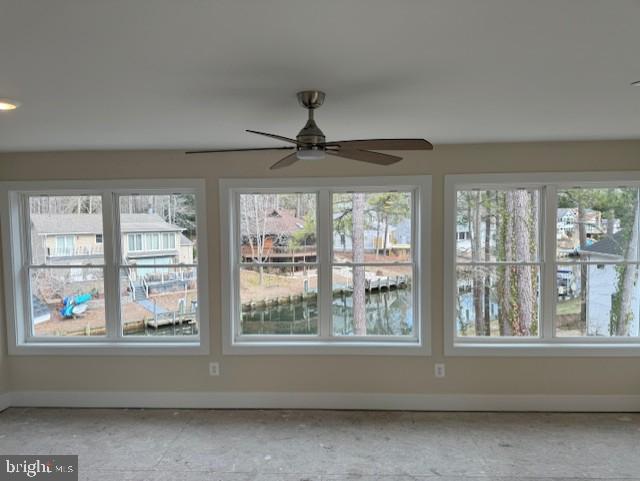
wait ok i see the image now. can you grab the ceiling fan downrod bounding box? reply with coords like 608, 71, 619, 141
295, 91, 326, 159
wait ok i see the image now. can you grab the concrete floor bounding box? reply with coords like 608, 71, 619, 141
0, 409, 639, 481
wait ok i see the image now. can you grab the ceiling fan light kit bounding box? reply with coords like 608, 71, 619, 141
187, 90, 433, 169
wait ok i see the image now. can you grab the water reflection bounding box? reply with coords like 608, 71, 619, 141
333, 288, 413, 336
241, 296, 319, 335
239, 288, 413, 336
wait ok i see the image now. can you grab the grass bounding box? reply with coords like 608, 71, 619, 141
557, 296, 581, 315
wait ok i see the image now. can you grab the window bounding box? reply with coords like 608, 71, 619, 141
332, 192, 414, 336
0, 179, 208, 354
454, 188, 541, 337
128, 234, 142, 252
53, 235, 76, 257
220, 176, 430, 354
445, 172, 640, 356
127, 232, 179, 252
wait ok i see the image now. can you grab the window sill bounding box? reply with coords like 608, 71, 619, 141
223, 340, 430, 356
9, 341, 209, 356
446, 342, 640, 357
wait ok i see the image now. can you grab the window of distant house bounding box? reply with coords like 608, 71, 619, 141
445, 173, 640, 356
0, 180, 208, 354
220, 176, 431, 354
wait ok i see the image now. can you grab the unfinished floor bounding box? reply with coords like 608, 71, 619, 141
0, 408, 639, 481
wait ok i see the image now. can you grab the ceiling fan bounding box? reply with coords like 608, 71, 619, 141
186, 90, 433, 169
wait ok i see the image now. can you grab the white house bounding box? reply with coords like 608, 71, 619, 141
578, 232, 640, 336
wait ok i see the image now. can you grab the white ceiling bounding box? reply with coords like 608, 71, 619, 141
1, 0, 639, 151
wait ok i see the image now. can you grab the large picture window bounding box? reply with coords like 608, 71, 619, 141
220, 176, 430, 354
445, 173, 640, 356
0, 179, 208, 354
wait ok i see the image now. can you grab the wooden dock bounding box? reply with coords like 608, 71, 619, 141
334, 275, 410, 294
241, 275, 410, 312
144, 310, 197, 329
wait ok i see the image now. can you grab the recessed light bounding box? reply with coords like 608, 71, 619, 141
0, 98, 21, 111
631, 80, 640, 87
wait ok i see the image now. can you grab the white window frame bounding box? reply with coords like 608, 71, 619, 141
444, 171, 640, 357
0, 179, 209, 356
220, 176, 431, 355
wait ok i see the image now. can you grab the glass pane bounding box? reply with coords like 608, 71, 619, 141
119, 193, 197, 264
239, 193, 317, 264
28, 195, 103, 265
240, 265, 318, 335
556, 264, 640, 337
557, 187, 640, 262
456, 265, 540, 337
333, 192, 412, 263
30, 267, 105, 337
120, 266, 198, 336
456, 189, 540, 263
332, 265, 413, 336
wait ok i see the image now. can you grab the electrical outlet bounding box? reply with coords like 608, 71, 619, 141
209, 362, 220, 376
434, 363, 446, 378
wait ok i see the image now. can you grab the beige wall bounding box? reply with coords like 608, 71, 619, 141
1, 140, 640, 394
0, 253, 9, 395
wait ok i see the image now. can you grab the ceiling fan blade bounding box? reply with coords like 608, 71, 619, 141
325, 138, 433, 150
270, 152, 299, 170
327, 149, 402, 166
246, 130, 302, 146
186, 146, 295, 154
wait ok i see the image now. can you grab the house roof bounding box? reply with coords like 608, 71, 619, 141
557, 208, 574, 219
579, 231, 626, 258
240, 209, 305, 238
557, 207, 600, 221
31, 213, 182, 235
180, 233, 194, 246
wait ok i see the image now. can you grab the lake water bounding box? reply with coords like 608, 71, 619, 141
241, 287, 413, 336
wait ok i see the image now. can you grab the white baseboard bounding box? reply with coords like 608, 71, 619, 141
6, 391, 640, 412
0, 392, 10, 412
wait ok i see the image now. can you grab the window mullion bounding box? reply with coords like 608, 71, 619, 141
542, 185, 557, 340
20, 194, 34, 339
102, 192, 119, 340
318, 189, 332, 340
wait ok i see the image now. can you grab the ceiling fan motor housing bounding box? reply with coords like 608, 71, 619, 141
296, 90, 326, 150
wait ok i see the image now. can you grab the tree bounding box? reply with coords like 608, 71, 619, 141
333, 194, 354, 254
459, 191, 494, 336
240, 194, 279, 285
291, 212, 316, 248
512, 190, 535, 336
612, 188, 640, 336
466, 191, 484, 336
352, 193, 367, 335
367, 193, 410, 258
498, 192, 514, 336
496, 190, 538, 336
482, 192, 493, 336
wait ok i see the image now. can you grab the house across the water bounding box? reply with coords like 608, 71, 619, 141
575, 232, 640, 336
30, 213, 194, 271
240, 209, 316, 263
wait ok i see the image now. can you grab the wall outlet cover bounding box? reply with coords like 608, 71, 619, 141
209, 362, 220, 376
